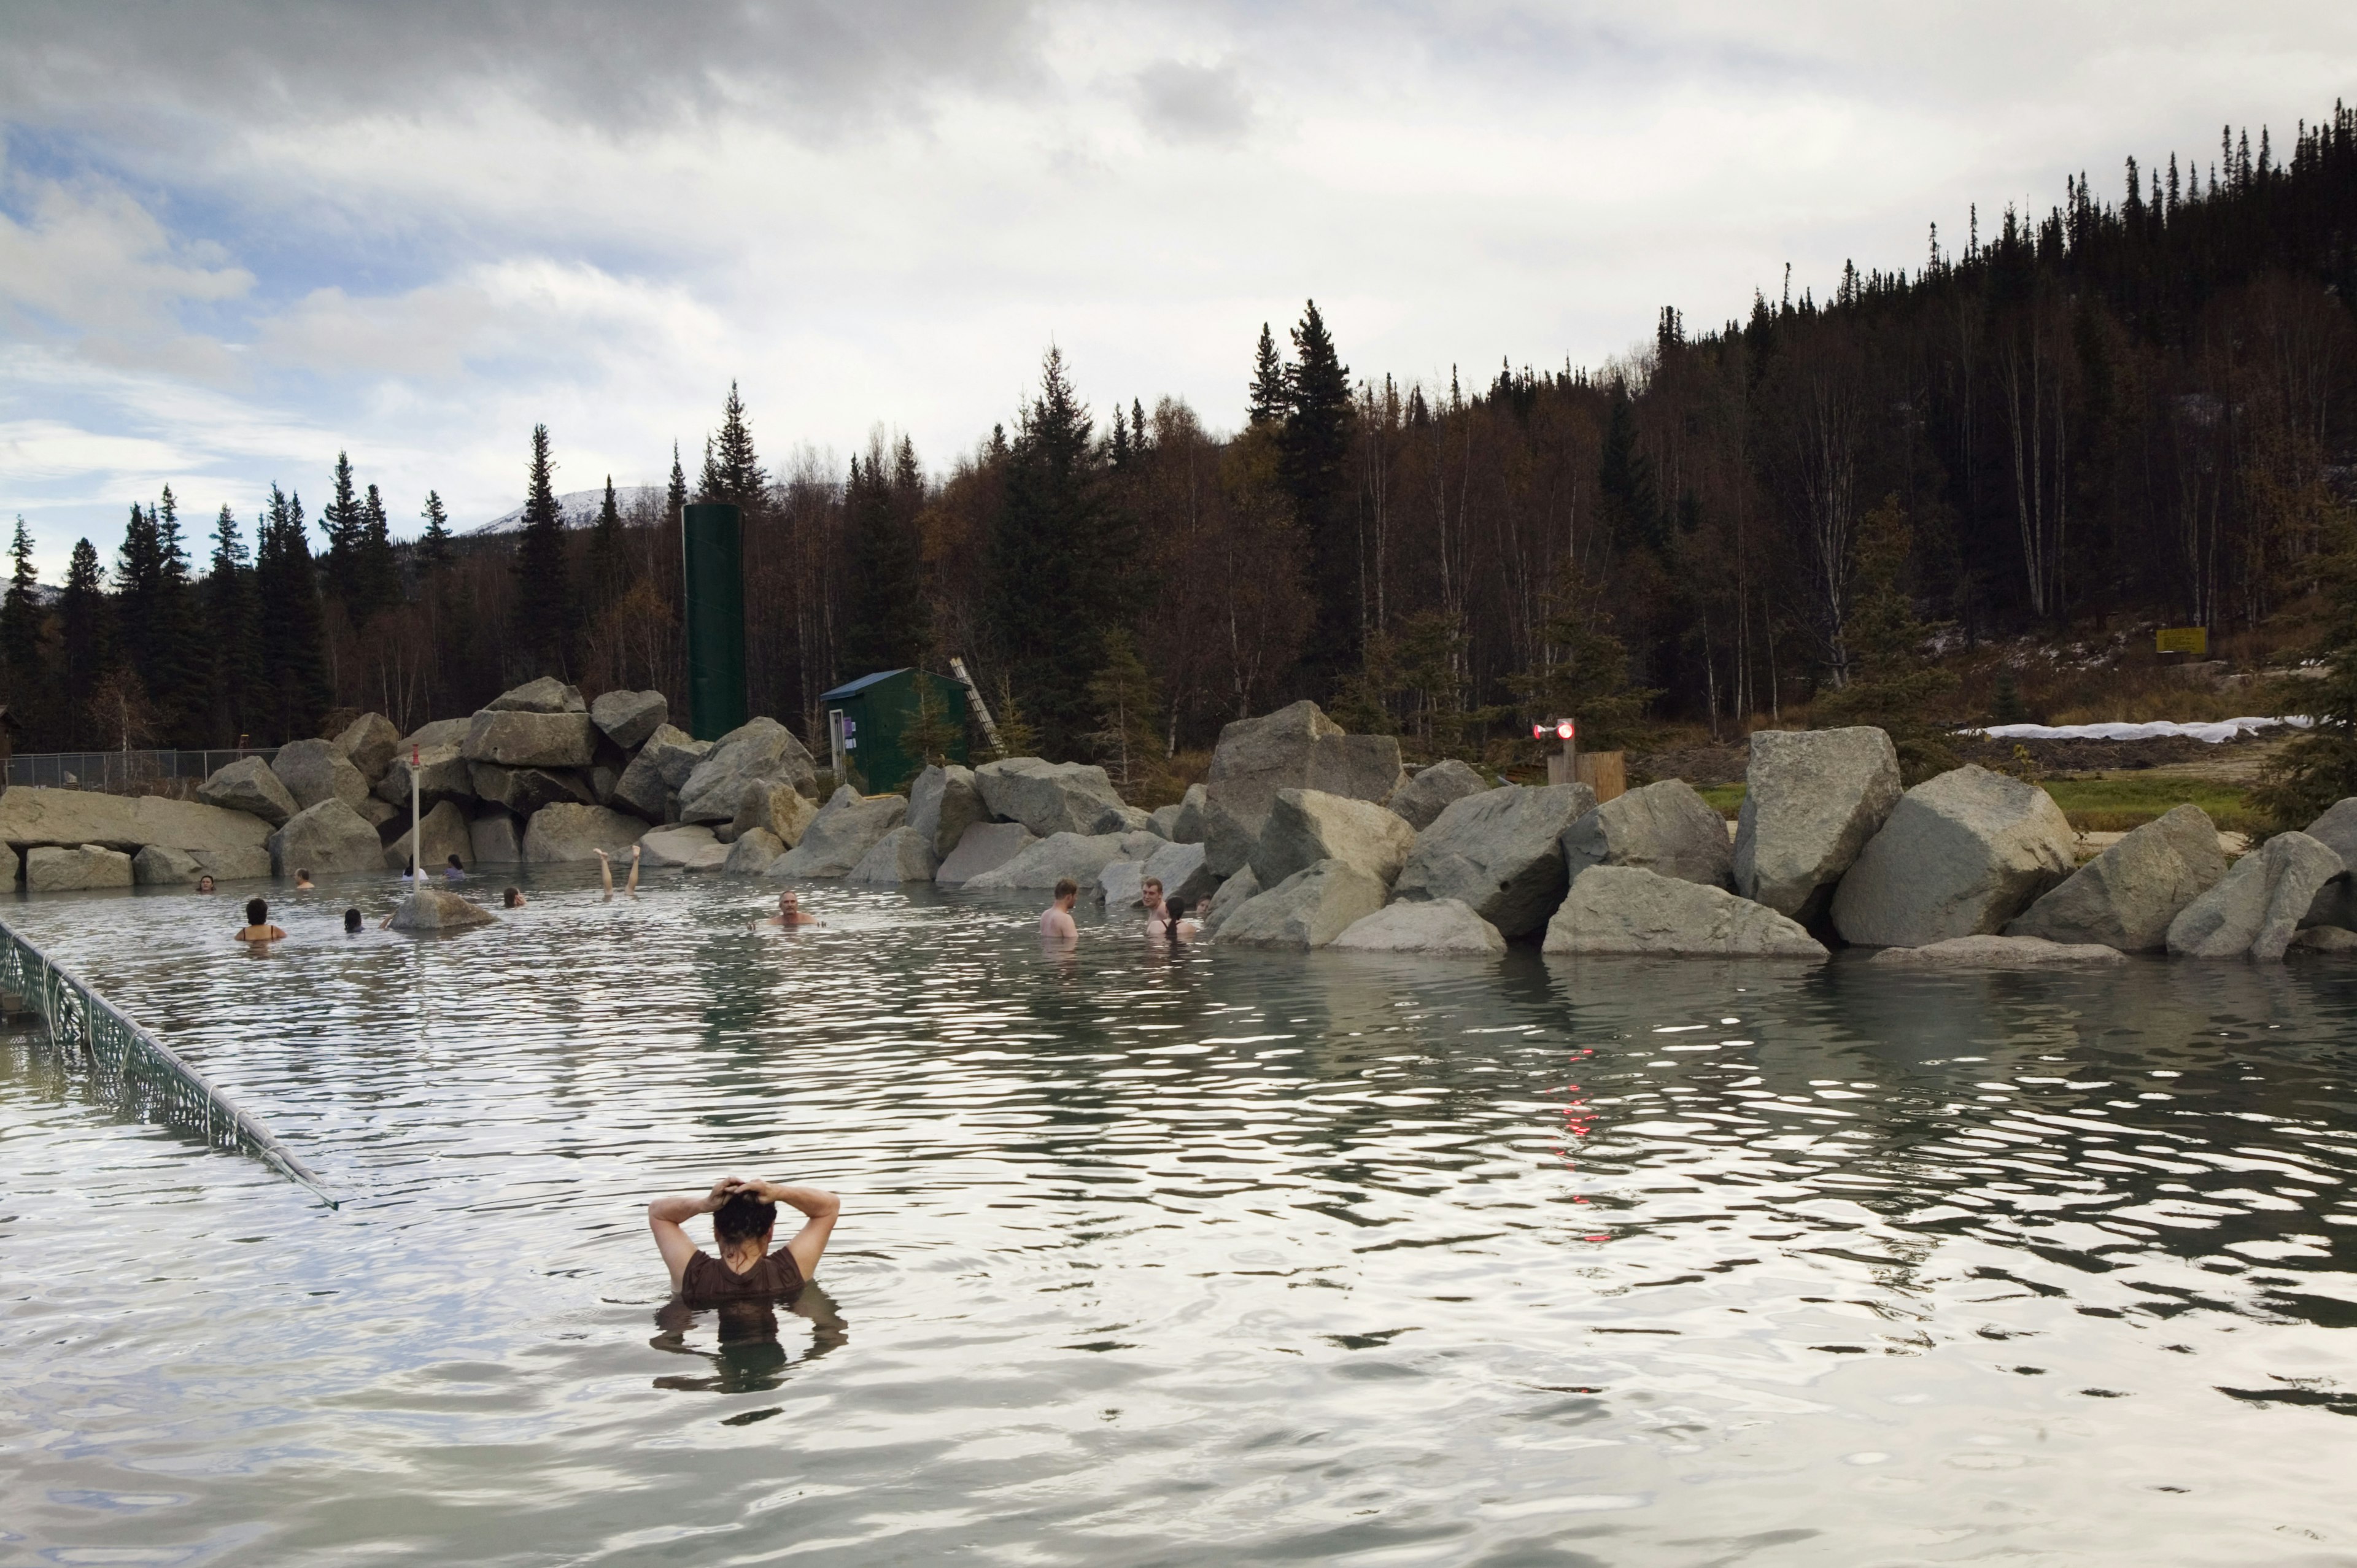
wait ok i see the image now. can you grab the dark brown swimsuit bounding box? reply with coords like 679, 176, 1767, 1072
681, 1247, 806, 1306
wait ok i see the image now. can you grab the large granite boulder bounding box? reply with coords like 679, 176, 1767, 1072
1871, 935, 2126, 967
1392, 783, 1596, 938
1169, 783, 1208, 844
400, 717, 473, 751
268, 799, 384, 876
1733, 727, 1903, 922
590, 689, 669, 749
469, 810, 522, 865
612, 725, 711, 819
1250, 788, 1417, 890
729, 780, 818, 848
638, 824, 730, 870
389, 887, 497, 931
272, 737, 371, 813
357, 797, 400, 830
2296, 798, 2357, 926
376, 743, 474, 810
2167, 831, 2343, 960
333, 713, 401, 783
487, 677, 585, 713
973, 758, 1131, 838
384, 799, 471, 872
26, 844, 134, 892
190, 846, 272, 881
1389, 759, 1489, 832
1331, 898, 1506, 956
469, 762, 594, 816
964, 829, 1140, 891
1099, 857, 1148, 909
846, 826, 940, 883
768, 789, 907, 878
132, 844, 203, 885
1202, 701, 1405, 876
935, 821, 1038, 885
463, 709, 598, 770
198, 756, 298, 827
521, 803, 648, 863
721, 827, 786, 876
679, 718, 818, 824
1199, 867, 1258, 935
1544, 865, 1826, 958
0, 788, 271, 859
1215, 859, 1388, 949
1560, 778, 1733, 889
2005, 803, 2227, 951
2292, 925, 2357, 954
908, 764, 988, 859
1142, 839, 1215, 907
1831, 766, 2075, 947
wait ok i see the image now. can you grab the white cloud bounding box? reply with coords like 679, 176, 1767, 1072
0, 167, 252, 338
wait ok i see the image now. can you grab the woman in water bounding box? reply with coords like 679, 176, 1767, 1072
195, 875, 215, 894
235, 898, 287, 944
648, 1177, 840, 1303
503, 886, 527, 909
343, 908, 363, 934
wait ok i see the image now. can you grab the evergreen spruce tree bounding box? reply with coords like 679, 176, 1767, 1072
350, 482, 400, 624
699, 382, 766, 502
839, 444, 931, 675
60, 536, 112, 743
319, 450, 360, 606
1816, 495, 1961, 781
1085, 628, 1164, 792
667, 442, 688, 518
1247, 323, 1287, 427
207, 504, 263, 742
509, 424, 571, 676
586, 474, 628, 624
896, 676, 959, 777
255, 485, 331, 741
148, 484, 207, 743
1597, 382, 1663, 553
2, 517, 44, 730
416, 491, 454, 575
1280, 300, 1358, 693
2253, 495, 2357, 827
115, 500, 161, 681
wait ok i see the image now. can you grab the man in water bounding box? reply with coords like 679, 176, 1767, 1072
235, 898, 287, 944
293, 868, 315, 890
1140, 877, 1197, 941
1039, 878, 1079, 943
648, 1176, 840, 1303
763, 889, 818, 927
594, 843, 641, 900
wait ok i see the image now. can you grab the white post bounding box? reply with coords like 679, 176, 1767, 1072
409, 743, 420, 881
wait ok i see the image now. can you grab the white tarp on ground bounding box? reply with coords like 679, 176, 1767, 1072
1969, 717, 2312, 744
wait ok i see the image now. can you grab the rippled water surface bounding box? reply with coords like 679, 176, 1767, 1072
3, 868, 2355, 1566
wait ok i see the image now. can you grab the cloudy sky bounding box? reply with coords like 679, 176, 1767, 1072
3, 1, 2351, 574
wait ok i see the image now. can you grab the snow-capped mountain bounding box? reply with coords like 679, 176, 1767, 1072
466, 486, 665, 536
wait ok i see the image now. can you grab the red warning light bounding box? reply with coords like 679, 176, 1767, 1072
1555, 719, 1576, 741
1531, 722, 1547, 740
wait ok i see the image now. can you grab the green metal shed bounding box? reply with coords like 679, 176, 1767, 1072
819, 668, 970, 793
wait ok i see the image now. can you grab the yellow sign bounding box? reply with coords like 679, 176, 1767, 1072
2156, 626, 2208, 655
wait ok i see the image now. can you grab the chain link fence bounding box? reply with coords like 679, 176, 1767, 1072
6, 749, 281, 795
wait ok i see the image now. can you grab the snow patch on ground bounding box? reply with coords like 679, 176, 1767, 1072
1968, 717, 2312, 744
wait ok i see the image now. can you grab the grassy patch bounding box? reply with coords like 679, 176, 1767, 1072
1698, 783, 1746, 819
2038, 776, 2258, 833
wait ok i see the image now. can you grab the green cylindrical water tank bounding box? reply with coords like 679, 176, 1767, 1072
681, 502, 748, 740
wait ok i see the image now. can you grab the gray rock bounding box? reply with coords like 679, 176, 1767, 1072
768, 790, 907, 878
469, 810, 522, 865
589, 763, 622, 806
1389, 759, 1489, 832
521, 803, 649, 864
1110, 803, 1158, 835
638, 824, 730, 870
357, 797, 400, 830
2167, 831, 2344, 961
1251, 788, 1418, 890
1142, 839, 1215, 907
26, 844, 133, 892
935, 821, 1038, 884
188, 846, 271, 881
462, 709, 598, 770
333, 713, 401, 782
1100, 857, 1145, 908
468, 762, 594, 816
2290, 925, 2357, 954
1393, 783, 1597, 938
846, 826, 940, 883
590, 689, 669, 749
2005, 803, 2227, 951
1199, 867, 1258, 934
1170, 783, 1208, 844
908, 764, 988, 859
611, 725, 709, 818
721, 827, 786, 876
398, 717, 473, 751
1560, 778, 1734, 889
1543, 865, 1827, 958
132, 844, 203, 885
384, 799, 472, 872
1831, 766, 2075, 947
1734, 727, 1903, 922
679, 717, 818, 824
375, 743, 474, 810
268, 799, 384, 876
272, 737, 371, 813
1215, 859, 1389, 949
198, 755, 299, 827
1870, 935, 2127, 966
729, 780, 818, 849
963, 829, 1136, 891
1331, 898, 1506, 956
0, 788, 271, 859
389, 887, 497, 931
2297, 798, 2357, 926
973, 757, 1131, 838
487, 676, 585, 714
1201, 701, 1405, 876
1149, 803, 1183, 838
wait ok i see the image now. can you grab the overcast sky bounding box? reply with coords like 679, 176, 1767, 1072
3, 1, 2353, 575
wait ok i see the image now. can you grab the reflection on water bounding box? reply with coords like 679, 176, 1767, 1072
0, 867, 2352, 1565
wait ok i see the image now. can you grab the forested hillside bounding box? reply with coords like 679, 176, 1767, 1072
10, 104, 2356, 773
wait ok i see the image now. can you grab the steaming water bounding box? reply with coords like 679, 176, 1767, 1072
2, 870, 2353, 1566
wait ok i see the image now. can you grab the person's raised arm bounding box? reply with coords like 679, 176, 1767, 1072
747, 1181, 841, 1280
595, 846, 614, 901
647, 1177, 736, 1294
625, 842, 641, 897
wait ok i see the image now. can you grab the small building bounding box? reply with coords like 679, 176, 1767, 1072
818, 668, 970, 793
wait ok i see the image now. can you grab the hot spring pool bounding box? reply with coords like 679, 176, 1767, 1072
1, 867, 2353, 1565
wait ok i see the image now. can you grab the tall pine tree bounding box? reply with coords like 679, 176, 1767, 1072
839, 439, 931, 676
1280, 300, 1358, 695
350, 482, 400, 624
206, 504, 263, 743
509, 424, 571, 676
586, 474, 628, 624
148, 485, 206, 743
60, 536, 111, 743
319, 450, 361, 606
698, 383, 766, 502
2, 517, 43, 730
255, 485, 331, 741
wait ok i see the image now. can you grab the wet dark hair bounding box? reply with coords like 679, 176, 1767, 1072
713, 1191, 778, 1246
343, 907, 362, 933
503, 886, 523, 908
1053, 878, 1078, 900
244, 898, 268, 925
447, 853, 463, 868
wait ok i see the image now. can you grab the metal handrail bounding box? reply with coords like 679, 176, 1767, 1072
0, 915, 336, 1206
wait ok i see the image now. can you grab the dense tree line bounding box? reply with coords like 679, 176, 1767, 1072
6, 104, 2354, 783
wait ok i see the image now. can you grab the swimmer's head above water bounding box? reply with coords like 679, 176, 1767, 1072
503, 886, 525, 908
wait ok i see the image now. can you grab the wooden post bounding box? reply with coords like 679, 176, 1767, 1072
1574, 751, 1627, 803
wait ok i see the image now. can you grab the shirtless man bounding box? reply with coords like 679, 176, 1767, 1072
763, 889, 818, 927
1039, 878, 1079, 943
234, 897, 287, 944
594, 843, 641, 901
293, 868, 316, 890
648, 1176, 842, 1304
1141, 877, 1198, 941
